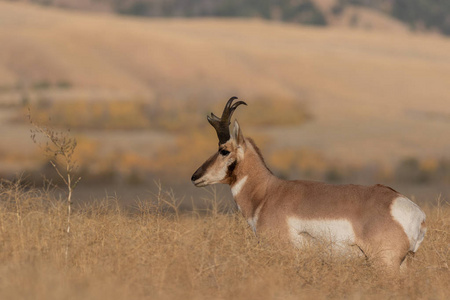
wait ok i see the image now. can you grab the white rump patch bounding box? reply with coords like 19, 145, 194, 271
390, 197, 426, 252
287, 217, 356, 251
231, 176, 248, 197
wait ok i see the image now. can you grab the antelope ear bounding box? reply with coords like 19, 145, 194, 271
232, 120, 245, 147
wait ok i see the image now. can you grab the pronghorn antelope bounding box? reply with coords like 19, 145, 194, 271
191, 97, 426, 269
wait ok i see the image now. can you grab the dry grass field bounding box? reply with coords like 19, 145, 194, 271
0, 180, 449, 300
0, 3, 450, 298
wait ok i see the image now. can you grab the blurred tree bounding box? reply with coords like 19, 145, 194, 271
333, 0, 450, 35
394, 157, 430, 184
26, 0, 450, 34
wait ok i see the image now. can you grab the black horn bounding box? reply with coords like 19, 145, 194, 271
207, 96, 247, 145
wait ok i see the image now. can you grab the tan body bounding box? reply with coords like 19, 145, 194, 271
192, 98, 426, 270
232, 140, 426, 267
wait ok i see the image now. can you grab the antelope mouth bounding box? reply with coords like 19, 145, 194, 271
193, 179, 208, 187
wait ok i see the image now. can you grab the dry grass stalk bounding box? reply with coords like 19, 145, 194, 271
28, 113, 81, 266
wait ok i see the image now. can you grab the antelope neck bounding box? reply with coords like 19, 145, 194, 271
230, 144, 273, 220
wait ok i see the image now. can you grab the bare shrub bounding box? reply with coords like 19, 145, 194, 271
29, 114, 81, 265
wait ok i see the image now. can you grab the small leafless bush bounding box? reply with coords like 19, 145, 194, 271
29, 113, 81, 265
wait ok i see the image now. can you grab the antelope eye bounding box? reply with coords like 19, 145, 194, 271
219, 149, 230, 156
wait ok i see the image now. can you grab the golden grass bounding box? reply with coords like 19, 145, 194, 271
0, 180, 449, 300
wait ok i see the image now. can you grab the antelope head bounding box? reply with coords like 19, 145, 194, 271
191, 97, 247, 187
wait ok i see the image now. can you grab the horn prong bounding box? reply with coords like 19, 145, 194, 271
206, 97, 247, 144
230, 101, 247, 111
210, 113, 221, 121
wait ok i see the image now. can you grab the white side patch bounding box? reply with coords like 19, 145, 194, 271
287, 217, 356, 251
231, 176, 248, 197
390, 197, 426, 252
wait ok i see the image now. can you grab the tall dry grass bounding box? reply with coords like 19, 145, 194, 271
0, 179, 449, 299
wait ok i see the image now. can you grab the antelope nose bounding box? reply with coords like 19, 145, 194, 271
191, 172, 200, 182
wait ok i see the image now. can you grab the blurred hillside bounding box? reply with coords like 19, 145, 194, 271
0, 1, 450, 200
330, 0, 450, 35
13, 0, 450, 36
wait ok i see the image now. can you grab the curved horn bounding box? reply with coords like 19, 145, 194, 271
207, 96, 247, 144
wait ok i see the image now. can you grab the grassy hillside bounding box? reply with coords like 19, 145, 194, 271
1, 1, 450, 183
1, 1, 450, 104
